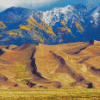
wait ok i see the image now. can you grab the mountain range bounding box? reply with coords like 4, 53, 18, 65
0, 4, 100, 45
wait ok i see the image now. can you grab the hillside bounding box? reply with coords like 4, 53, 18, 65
0, 5, 99, 45
0, 40, 100, 89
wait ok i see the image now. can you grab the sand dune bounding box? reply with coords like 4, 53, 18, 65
0, 40, 100, 89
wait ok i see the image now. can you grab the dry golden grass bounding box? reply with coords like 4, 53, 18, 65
0, 89, 100, 100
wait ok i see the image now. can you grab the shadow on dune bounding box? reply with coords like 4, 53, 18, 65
31, 58, 43, 78
90, 66, 100, 76
0, 49, 5, 55
30, 49, 43, 78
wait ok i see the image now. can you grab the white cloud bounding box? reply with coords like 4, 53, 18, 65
0, 0, 18, 8
0, 0, 58, 10
0, 0, 99, 12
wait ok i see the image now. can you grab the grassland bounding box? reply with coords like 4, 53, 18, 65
0, 89, 100, 100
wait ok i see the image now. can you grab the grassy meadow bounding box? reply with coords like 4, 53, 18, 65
0, 89, 100, 100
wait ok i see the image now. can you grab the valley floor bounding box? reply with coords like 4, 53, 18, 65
0, 89, 100, 100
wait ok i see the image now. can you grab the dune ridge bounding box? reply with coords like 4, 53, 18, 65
0, 40, 100, 89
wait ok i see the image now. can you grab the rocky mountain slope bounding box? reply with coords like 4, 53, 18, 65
0, 40, 100, 89
0, 4, 100, 45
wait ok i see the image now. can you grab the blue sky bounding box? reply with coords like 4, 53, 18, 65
0, 0, 100, 12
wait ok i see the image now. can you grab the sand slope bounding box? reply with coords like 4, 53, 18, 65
0, 40, 100, 89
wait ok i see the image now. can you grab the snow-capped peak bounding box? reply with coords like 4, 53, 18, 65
90, 6, 100, 25
42, 5, 85, 26
52, 5, 75, 12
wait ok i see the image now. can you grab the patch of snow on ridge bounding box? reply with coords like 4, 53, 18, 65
91, 6, 100, 25
42, 5, 76, 26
